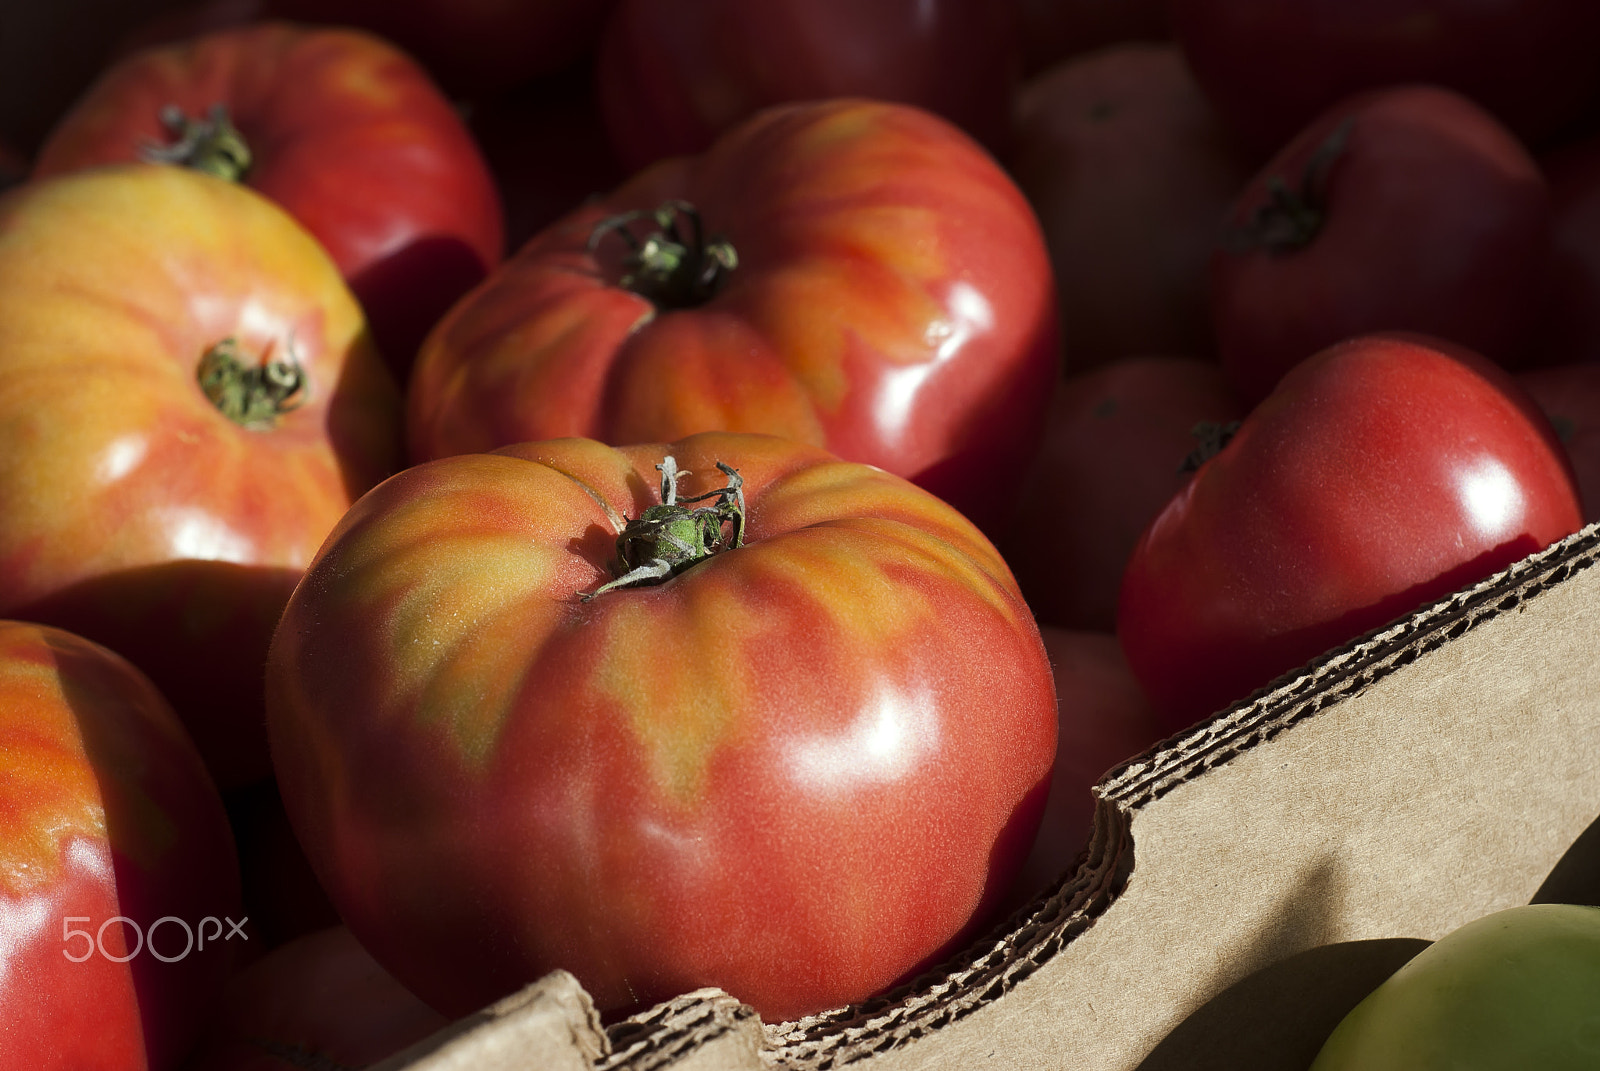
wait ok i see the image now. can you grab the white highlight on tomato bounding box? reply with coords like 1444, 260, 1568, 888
787, 685, 941, 791
161, 507, 256, 563
94, 434, 147, 485
878, 281, 996, 451
1457, 456, 1526, 538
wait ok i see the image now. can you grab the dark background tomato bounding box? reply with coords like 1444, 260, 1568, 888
1016, 0, 1171, 77
1119, 333, 1582, 731
1172, 0, 1600, 154
1211, 85, 1550, 405
1001, 355, 1243, 633
595, 0, 1019, 172
1009, 43, 1252, 373
1518, 362, 1600, 524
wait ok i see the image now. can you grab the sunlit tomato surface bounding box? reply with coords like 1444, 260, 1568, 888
185, 926, 448, 1071
409, 99, 1059, 532
1118, 333, 1582, 733
0, 622, 240, 1071
1211, 85, 1550, 405
0, 164, 401, 788
33, 22, 504, 377
266, 432, 1058, 1022
1172, 0, 1600, 154
1311, 904, 1600, 1070
596, 0, 1018, 172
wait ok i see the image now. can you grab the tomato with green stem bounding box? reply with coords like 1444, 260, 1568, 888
408, 98, 1059, 533
266, 431, 1058, 1022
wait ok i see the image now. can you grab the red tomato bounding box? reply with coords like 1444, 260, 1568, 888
1537, 136, 1600, 366
0, 621, 240, 1071
265, 0, 617, 96
596, 0, 1019, 172
1118, 333, 1582, 733
1172, 0, 1600, 154
184, 926, 448, 1071
1009, 43, 1253, 372
1211, 85, 1550, 406
1017, 0, 1170, 76
1517, 362, 1600, 524
409, 99, 1058, 532
1001, 356, 1244, 632
0, 165, 402, 788
1005, 628, 1166, 911
32, 22, 504, 379
265, 432, 1058, 1022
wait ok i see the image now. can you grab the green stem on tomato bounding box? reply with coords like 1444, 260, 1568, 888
587, 200, 738, 309
1223, 116, 1354, 254
141, 103, 252, 183
197, 338, 305, 429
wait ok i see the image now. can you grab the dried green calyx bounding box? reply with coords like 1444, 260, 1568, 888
588, 200, 738, 309
141, 103, 252, 183
581, 455, 746, 601
197, 338, 305, 429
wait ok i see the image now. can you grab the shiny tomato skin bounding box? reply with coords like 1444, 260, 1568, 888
0, 164, 402, 788
1172, 0, 1600, 154
32, 22, 505, 378
409, 99, 1059, 533
1212, 85, 1550, 406
1118, 333, 1582, 733
266, 432, 1058, 1022
596, 0, 1018, 172
0, 621, 241, 1071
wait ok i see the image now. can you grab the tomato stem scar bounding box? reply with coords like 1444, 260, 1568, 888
587, 200, 738, 309
197, 338, 306, 429
1223, 116, 1353, 254
141, 103, 253, 183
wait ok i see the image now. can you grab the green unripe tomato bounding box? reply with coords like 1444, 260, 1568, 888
1311, 904, 1600, 1070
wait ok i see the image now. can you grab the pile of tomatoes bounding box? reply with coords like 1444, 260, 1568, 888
2, 2, 1598, 1068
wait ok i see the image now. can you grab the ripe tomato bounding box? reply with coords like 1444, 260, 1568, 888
265, 0, 617, 96
0, 164, 402, 788
409, 99, 1058, 532
1009, 44, 1252, 372
1172, 0, 1600, 154
1001, 356, 1244, 633
1517, 362, 1600, 524
595, 0, 1019, 171
1118, 333, 1582, 733
1006, 628, 1165, 911
0, 621, 241, 1071
1310, 904, 1600, 1069
184, 926, 449, 1071
32, 22, 504, 378
1538, 135, 1600, 367
265, 432, 1058, 1022
1211, 85, 1550, 405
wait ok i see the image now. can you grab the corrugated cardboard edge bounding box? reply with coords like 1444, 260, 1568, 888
392, 521, 1600, 1070
763, 519, 1600, 1068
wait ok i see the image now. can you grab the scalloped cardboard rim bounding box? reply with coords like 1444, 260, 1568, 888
383, 522, 1600, 1071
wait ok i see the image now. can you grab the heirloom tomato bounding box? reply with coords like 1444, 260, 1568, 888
33, 22, 504, 378
596, 0, 1018, 171
409, 99, 1059, 532
1211, 85, 1550, 405
1311, 904, 1600, 1070
0, 164, 401, 788
265, 432, 1058, 1022
0, 621, 241, 1071
1172, 0, 1600, 154
1118, 333, 1583, 733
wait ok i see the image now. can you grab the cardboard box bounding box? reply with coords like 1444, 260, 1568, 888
376, 520, 1600, 1070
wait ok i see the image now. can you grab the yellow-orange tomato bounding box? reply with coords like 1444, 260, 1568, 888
0, 622, 241, 1071
266, 432, 1058, 1022
0, 164, 402, 787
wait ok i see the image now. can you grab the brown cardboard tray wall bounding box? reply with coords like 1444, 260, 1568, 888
377, 522, 1600, 1071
